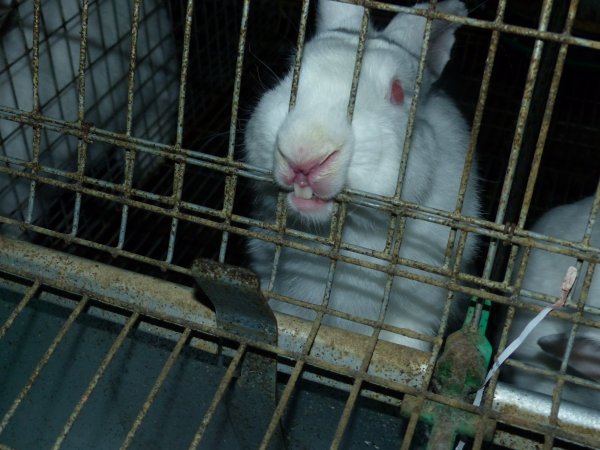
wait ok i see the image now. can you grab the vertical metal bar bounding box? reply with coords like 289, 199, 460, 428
259, 0, 312, 264
444, 0, 507, 281
219, 0, 251, 262
165, 0, 195, 264
254, 0, 312, 275
515, 0, 580, 228
346, 7, 370, 121
0, 296, 89, 434
187, 344, 247, 450
71, 0, 90, 237
124, 0, 141, 138
193, 258, 279, 449
24, 128, 40, 224
331, 206, 406, 449
217, 177, 235, 263
454, 0, 507, 361
120, 327, 192, 450
51, 312, 140, 450
581, 180, 600, 246
0, 280, 40, 340
453, 17, 500, 214
267, 193, 288, 293
400, 401, 425, 450
226, 0, 250, 162
502, 0, 578, 292
288, 0, 312, 111
258, 360, 304, 450
24, 0, 43, 224
480, 0, 554, 282
117, 0, 142, 249
259, 203, 349, 450
528, 201, 597, 441
30, 0, 41, 114
393, 2, 436, 201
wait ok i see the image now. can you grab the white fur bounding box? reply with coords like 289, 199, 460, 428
0, 0, 177, 230
506, 196, 600, 408
245, 0, 479, 350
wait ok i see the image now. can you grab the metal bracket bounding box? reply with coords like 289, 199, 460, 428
401, 298, 495, 449
192, 258, 281, 449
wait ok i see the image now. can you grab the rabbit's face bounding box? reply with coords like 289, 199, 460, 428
250, 35, 419, 222
245, 0, 464, 222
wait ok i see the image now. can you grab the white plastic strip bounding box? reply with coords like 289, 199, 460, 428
456, 266, 577, 450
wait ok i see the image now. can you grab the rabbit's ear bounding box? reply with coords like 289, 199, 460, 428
316, 0, 365, 34
538, 334, 600, 382
383, 0, 467, 78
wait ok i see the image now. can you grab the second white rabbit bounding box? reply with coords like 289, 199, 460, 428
506, 196, 600, 409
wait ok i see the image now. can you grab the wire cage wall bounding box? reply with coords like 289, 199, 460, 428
0, 0, 599, 449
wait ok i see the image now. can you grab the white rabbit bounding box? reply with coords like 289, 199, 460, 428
506, 196, 600, 408
245, 0, 480, 350
0, 0, 177, 230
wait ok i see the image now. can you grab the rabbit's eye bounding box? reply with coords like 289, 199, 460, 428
390, 78, 404, 105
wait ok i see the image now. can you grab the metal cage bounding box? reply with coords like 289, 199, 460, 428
1, 0, 599, 449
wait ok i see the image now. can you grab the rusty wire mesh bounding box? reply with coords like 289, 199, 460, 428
1, 0, 600, 449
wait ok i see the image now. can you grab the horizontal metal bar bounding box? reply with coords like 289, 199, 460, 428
1, 236, 599, 445
357, 0, 600, 50
1, 215, 598, 333
0, 235, 429, 389
493, 382, 600, 448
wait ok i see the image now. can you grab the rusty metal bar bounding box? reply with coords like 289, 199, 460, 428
120, 327, 192, 450
288, 0, 311, 110
480, 0, 553, 283
356, 0, 600, 50
259, 280, 342, 448
331, 190, 433, 448
2, 209, 599, 330
30, 0, 41, 114
193, 258, 281, 449
515, 1, 580, 229
187, 344, 248, 450
3, 142, 598, 267
116, 0, 142, 249
51, 312, 140, 450
346, 6, 370, 121
0, 239, 598, 444
0, 296, 89, 434
0, 280, 40, 340
259, 203, 350, 450
500, 0, 576, 290
1, 106, 597, 253
583, 182, 600, 247
226, 0, 250, 160
71, 0, 91, 237
164, 0, 194, 264
25, 0, 43, 227
492, 382, 600, 449
443, 0, 506, 290
218, 0, 251, 263
393, 2, 434, 201
473, 0, 574, 444
546, 260, 598, 449
453, 3, 502, 214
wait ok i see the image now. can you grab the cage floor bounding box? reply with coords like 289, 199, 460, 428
0, 278, 413, 450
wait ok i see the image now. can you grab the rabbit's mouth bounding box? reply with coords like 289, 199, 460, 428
287, 191, 333, 218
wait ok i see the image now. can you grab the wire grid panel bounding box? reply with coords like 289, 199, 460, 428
0, 0, 179, 232
1, 238, 599, 450
0, 0, 600, 448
